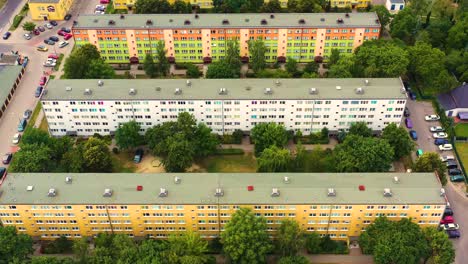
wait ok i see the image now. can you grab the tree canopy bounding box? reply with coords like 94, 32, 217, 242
251, 122, 289, 157
348, 122, 373, 137
63, 44, 115, 79
115, 120, 144, 150
381, 123, 415, 160
276, 219, 306, 257
0, 226, 33, 264
412, 152, 447, 185
257, 145, 291, 172
249, 40, 267, 74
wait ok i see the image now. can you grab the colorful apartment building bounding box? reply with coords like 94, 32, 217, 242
72, 13, 380, 64
40, 78, 406, 137
28, 0, 74, 21
329, 0, 371, 9
0, 173, 446, 241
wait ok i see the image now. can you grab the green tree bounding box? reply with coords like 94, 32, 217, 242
193, 123, 219, 157
9, 143, 53, 172
73, 237, 90, 264
249, 40, 267, 74
206, 61, 240, 78
115, 120, 143, 150
261, 0, 283, 12
278, 255, 310, 264
145, 121, 178, 156
137, 239, 164, 264
240, 0, 264, 12
328, 48, 340, 67
83, 137, 113, 172
186, 63, 201, 78
303, 61, 319, 74
221, 208, 272, 264
165, 231, 210, 264
251, 122, 289, 156
390, 9, 420, 44
144, 53, 157, 77
423, 227, 455, 264
257, 145, 291, 172
305, 233, 321, 254
425, 18, 452, 49
446, 50, 468, 82
432, 0, 455, 19
412, 152, 447, 185
371, 5, 391, 31
327, 55, 355, 78
276, 219, 305, 257
381, 123, 415, 160
285, 57, 299, 76
60, 145, 85, 172
156, 41, 170, 76
172, 0, 192, 13
135, 0, 172, 13
225, 41, 241, 70
348, 122, 372, 137
334, 135, 394, 172
0, 226, 33, 264
446, 15, 467, 50
19, 127, 50, 146
408, 0, 430, 16
83, 59, 115, 79
22, 21, 36, 31
63, 44, 111, 79
162, 133, 194, 172
288, 0, 322, 12
31, 257, 75, 264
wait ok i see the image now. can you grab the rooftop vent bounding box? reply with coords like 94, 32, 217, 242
359, 185, 365, 191
400, 87, 406, 94
440, 188, 445, 196
270, 14, 275, 19
174, 176, 181, 184
84, 88, 92, 95
108, 20, 115, 25
184, 20, 191, 25
48, 188, 57, 197
65, 86, 72, 91
336, 86, 341, 90
383, 188, 392, 197
93, 19, 98, 23
327, 188, 336, 196
222, 19, 229, 25
65, 177, 72, 184
215, 188, 224, 197
393, 176, 400, 183
129, 88, 137, 95
271, 188, 280, 197
195, 14, 199, 19
364, 79, 369, 86
283, 176, 290, 183
219, 87, 227, 95
320, 18, 325, 22
98, 80, 104, 86
247, 185, 254, 191
261, 19, 267, 25
186, 80, 191, 86
298, 19, 305, 24
337, 18, 344, 24
146, 19, 153, 25
103, 188, 113, 197
375, 19, 379, 24
245, 86, 251, 91
309, 87, 318, 94
275, 80, 281, 86
26, 186, 34, 191
137, 185, 143, 191
355, 87, 364, 94
156, 87, 161, 92
159, 188, 168, 197
345, 13, 350, 18
174, 88, 182, 95
169, 19, 173, 22
120, 14, 125, 19
245, 18, 250, 22
264, 87, 272, 94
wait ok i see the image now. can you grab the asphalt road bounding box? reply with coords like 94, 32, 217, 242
0, 0, 24, 32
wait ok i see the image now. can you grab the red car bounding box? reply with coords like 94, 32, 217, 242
48, 54, 59, 59
100, 0, 109, 3
440, 216, 454, 224
64, 33, 73, 40
33, 29, 40, 35
39, 76, 47, 86
57, 30, 66, 36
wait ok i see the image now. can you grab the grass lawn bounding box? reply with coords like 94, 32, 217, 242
198, 154, 257, 172
39, 117, 48, 132
27, 102, 41, 128
455, 143, 468, 174
111, 151, 137, 173
454, 123, 468, 137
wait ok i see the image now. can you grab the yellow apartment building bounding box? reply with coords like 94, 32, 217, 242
29, 0, 74, 21
0, 173, 446, 241
329, 0, 371, 9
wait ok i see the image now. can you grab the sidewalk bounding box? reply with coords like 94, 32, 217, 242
220, 137, 338, 153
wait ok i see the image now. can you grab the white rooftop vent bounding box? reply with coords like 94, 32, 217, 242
219, 87, 227, 95
129, 88, 137, 95
65, 177, 72, 184
174, 176, 181, 184
65, 86, 72, 91
48, 188, 57, 197
309, 87, 317, 94
400, 87, 406, 94
283, 176, 290, 183
84, 88, 92, 95
98, 80, 104, 86
336, 86, 342, 90
355, 87, 364, 94
186, 80, 191, 86
440, 188, 445, 197
393, 176, 400, 183
26, 185, 34, 191
271, 188, 280, 197
383, 188, 392, 197
264, 87, 272, 94
159, 188, 168, 197
275, 80, 281, 86
215, 188, 224, 197
327, 188, 336, 196
175, 88, 182, 95
103, 188, 113, 197
364, 79, 369, 86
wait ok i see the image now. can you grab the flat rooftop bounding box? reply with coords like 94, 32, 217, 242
0, 65, 22, 106
0, 173, 445, 205
41, 78, 406, 101
73, 13, 380, 29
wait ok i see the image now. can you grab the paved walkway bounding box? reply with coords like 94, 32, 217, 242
220, 136, 338, 153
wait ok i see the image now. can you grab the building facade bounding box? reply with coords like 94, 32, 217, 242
0, 173, 446, 241
72, 13, 380, 64
29, 0, 74, 21
386, 0, 405, 13
329, 0, 371, 9
40, 78, 406, 137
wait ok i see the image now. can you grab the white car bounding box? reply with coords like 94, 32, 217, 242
95, 4, 106, 11
430, 126, 444, 132
23, 33, 32, 40
12, 133, 21, 144
433, 132, 448, 139
58, 41, 69, 48
440, 155, 455, 162
440, 223, 459, 230
439, 144, 453, 151
45, 23, 53, 29
43, 61, 56, 67
425, 115, 440, 121
95, 10, 105, 14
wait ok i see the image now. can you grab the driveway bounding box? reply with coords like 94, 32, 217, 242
0, 0, 26, 32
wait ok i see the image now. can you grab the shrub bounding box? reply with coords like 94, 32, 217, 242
42, 236, 73, 254
112, 147, 119, 154
12, 15, 24, 29
305, 234, 348, 254
214, 148, 245, 155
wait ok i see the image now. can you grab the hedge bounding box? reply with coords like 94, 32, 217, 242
214, 148, 245, 155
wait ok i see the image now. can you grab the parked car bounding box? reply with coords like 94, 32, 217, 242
48, 54, 59, 59
134, 149, 144, 163
403, 107, 410, 117
446, 161, 458, 169
440, 223, 459, 230
23, 33, 32, 40
58, 41, 69, 48
33, 29, 40, 35
95, 10, 105, 14
405, 118, 413, 129
37, 26, 45, 32
416, 149, 423, 157
17, 119, 27, 132
12, 133, 21, 144
2, 153, 12, 165
2, 32, 11, 40
440, 216, 454, 224
63, 33, 73, 40
96, 4, 106, 11
408, 91, 416, 100
403, 81, 411, 91
447, 230, 460, 238
45, 23, 53, 29
44, 39, 55, 45
430, 126, 444, 132
35, 86, 44, 97
0, 167, 6, 180
64, 14, 72, 20
450, 175, 465, 182
49, 36, 59, 42
440, 155, 455, 162
439, 144, 453, 151
434, 139, 449, 146
39, 76, 47, 85
23, 109, 32, 119
61, 27, 71, 33
425, 114, 440, 121
50, 21, 58, 26
57, 30, 66, 36
443, 207, 453, 217
449, 168, 462, 176
43, 60, 56, 67
433, 132, 448, 138
409, 130, 418, 140
100, 0, 110, 3
36, 45, 48, 52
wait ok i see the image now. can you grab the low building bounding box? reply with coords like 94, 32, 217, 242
40, 78, 407, 137
438, 83, 468, 121
386, 0, 405, 13
28, 0, 74, 21
0, 65, 25, 120
0, 172, 446, 241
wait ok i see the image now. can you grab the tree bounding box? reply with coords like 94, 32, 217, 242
285, 57, 299, 76
137, 239, 164, 264
22, 21, 36, 31
221, 208, 272, 264
156, 41, 170, 76
261, 0, 282, 12
63, 44, 111, 79
408, 0, 430, 16
20, 127, 50, 146
425, 18, 452, 49
206, 61, 240, 78
251, 122, 289, 156
276, 219, 305, 257
240, 0, 264, 12
423, 227, 455, 264
348, 122, 372, 137
0, 226, 33, 264
165, 231, 210, 264
186, 63, 201, 78
305, 233, 321, 254
390, 9, 420, 44
9, 143, 53, 172
327, 55, 355, 78
381, 123, 415, 160
73, 237, 90, 264
83, 59, 115, 79
446, 50, 468, 82
303, 61, 319, 74
257, 145, 291, 172
431, 0, 455, 19
135, 0, 172, 13
60, 145, 85, 172
328, 48, 340, 67
115, 120, 143, 150
162, 133, 194, 172
31, 257, 75, 264
143, 53, 158, 77
371, 5, 391, 31
288, 0, 322, 12
412, 152, 447, 185
446, 15, 467, 51
278, 256, 310, 264
225, 40, 241, 70
83, 137, 113, 172
193, 123, 219, 157
334, 135, 394, 172
172, 0, 192, 13
146, 121, 178, 156
249, 40, 267, 74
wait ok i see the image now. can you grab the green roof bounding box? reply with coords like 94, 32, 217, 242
0, 173, 445, 205
41, 78, 406, 101
0, 66, 22, 107
73, 13, 380, 29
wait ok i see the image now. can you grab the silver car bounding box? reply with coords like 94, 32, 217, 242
23, 33, 32, 40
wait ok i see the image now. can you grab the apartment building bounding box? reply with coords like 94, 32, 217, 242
72, 13, 380, 64
29, 0, 74, 21
0, 65, 26, 120
40, 78, 406, 137
0, 173, 445, 241
329, 0, 371, 9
